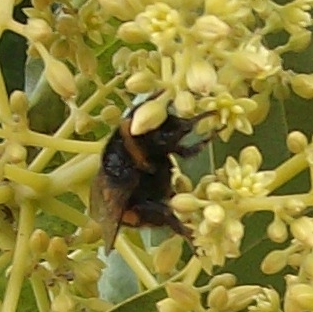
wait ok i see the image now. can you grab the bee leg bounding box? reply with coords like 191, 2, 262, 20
174, 125, 226, 158
127, 201, 194, 250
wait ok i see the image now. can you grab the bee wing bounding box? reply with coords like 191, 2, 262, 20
90, 171, 130, 255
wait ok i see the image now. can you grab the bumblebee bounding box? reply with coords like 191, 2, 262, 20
90, 98, 218, 255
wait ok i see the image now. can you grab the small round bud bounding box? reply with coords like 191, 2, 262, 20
239, 146, 262, 171
290, 216, 313, 246
227, 286, 261, 311
75, 219, 102, 244
170, 193, 206, 213
287, 131, 308, 153
267, 217, 288, 243
112, 47, 131, 72
173, 91, 195, 117
25, 18, 52, 42
29, 229, 50, 256
5, 142, 27, 164
206, 182, 233, 200
186, 60, 217, 95
100, 105, 122, 126
289, 283, 313, 310
192, 15, 230, 41
156, 298, 185, 312
153, 235, 183, 274
261, 250, 288, 274
46, 236, 68, 268
291, 74, 313, 99
9, 90, 28, 116
125, 70, 156, 94
207, 285, 228, 310
203, 204, 225, 226
207, 273, 237, 289
130, 99, 168, 135
225, 219, 244, 244
166, 282, 201, 311
118, 21, 148, 43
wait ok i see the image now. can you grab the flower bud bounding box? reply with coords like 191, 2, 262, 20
56, 14, 79, 37
290, 216, 313, 246
25, 18, 52, 42
287, 29, 311, 52
225, 219, 244, 244
118, 21, 148, 43
112, 47, 132, 72
125, 70, 156, 93
173, 91, 196, 116
227, 286, 261, 311
46, 236, 68, 268
170, 193, 206, 213
171, 173, 193, 193
207, 285, 228, 310
50, 39, 70, 59
51, 285, 75, 312
9, 90, 28, 116
203, 204, 225, 226
193, 15, 230, 41
75, 111, 96, 134
130, 100, 168, 135
261, 250, 288, 274
207, 273, 237, 289
248, 93, 270, 125
287, 131, 308, 153
302, 253, 313, 278
29, 229, 50, 256
41, 49, 77, 98
5, 142, 27, 164
75, 39, 98, 78
291, 74, 313, 99
289, 283, 313, 310
153, 235, 183, 274
75, 219, 103, 244
206, 182, 233, 200
186, 60, 217, 95
166, 282, 201, 311
267, 217, 288, 243
239, 146, 262, 171
100, 105, 122, 126
156, 298, 184, 312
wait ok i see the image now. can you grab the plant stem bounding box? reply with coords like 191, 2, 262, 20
115, 234, 159, 289
268, 152, 308, 192
0, 129, 102, 154
30, 271, 50, 312
2, 200, 36, 312
0, 0, 14, 36
28, 73, 127, 173
40, 197, 89, 227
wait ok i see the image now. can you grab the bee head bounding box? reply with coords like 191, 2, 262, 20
137, 110, 216, 155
